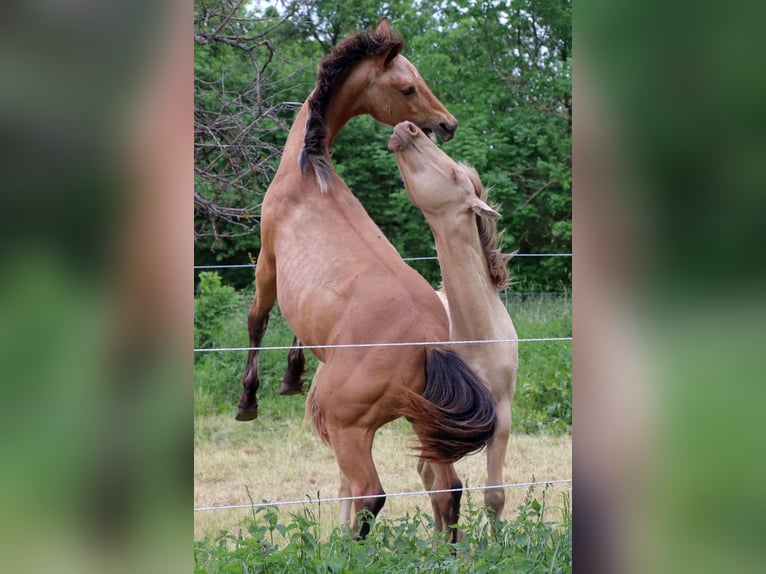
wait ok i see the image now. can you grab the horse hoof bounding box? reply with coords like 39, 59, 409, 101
279, 380, 303, 395
235, 407, 258, 421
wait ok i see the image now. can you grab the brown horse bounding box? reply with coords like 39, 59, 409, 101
388, 121, 519, 527
236, 19, 496, 541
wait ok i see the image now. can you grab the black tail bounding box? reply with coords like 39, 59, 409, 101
399, 347, 497, 463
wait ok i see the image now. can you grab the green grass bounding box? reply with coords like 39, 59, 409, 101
194, 278, 572, 570
194, 277, 571, 434
194, 486, 571, 573
505, 292, 573, 434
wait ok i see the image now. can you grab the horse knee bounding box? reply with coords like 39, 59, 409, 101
446, 480, 463, 516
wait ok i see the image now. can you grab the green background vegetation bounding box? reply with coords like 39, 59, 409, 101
195, 488, 571, 573
195, 1, 571, 569
195, 270, 571, 434
194, 0, 571, 293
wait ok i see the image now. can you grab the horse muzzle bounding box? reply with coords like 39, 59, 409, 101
388, 121, 420, 151
435, 118, 457, 142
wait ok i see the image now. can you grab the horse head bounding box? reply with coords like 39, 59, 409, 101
388, 120, 498, 218
361, 20, 457, 142
301, 18, 458, 192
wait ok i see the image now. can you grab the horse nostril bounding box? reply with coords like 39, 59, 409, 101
406, 122, 417, 135
440, 121, 456, 135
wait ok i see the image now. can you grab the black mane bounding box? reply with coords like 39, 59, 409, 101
299, 21, 403, 192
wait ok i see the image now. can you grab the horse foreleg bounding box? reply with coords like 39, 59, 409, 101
428, 462, 463, 543
484, 398, 512, 527
279, 335, 305, 395
236, 254, 277, 421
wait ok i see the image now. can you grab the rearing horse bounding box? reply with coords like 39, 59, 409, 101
236, 19, 496, 541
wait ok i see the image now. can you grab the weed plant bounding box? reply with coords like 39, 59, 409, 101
194, 487, 571, 573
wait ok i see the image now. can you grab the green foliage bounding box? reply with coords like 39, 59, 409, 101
509, 293, 572, 434
194, 488, 571, 573
194, 287, 571, 434
194, 0, 571, 292
194, 273, 321, 419
195, 272, 240, 351
194, 272, 247, 416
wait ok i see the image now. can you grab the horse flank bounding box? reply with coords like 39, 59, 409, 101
306, 347, 497, 464
299, 24, 404, 193
464, 165, 514, 290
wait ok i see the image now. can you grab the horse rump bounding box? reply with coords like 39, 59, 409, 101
400, 347, 497, 463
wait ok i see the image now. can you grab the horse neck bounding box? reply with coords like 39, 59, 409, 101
278, 75, 366, 179
274, 102, 361, 205
324, 72, 367, 145
427, 213, 501, 338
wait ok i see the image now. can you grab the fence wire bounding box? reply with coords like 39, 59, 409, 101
194, 253, 572, 270
194, 336, 571, 354
194, 478, 572, 512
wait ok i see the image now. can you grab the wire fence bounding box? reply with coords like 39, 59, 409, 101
194, 253, 572, 270
194, 336, 571, 354
194, 253, 572, 518
194, 479, 572, 512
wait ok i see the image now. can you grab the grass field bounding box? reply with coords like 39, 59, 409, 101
194, 413, 571, 540
194, 285, 571, 571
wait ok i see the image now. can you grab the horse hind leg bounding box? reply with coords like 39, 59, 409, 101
279, 336, 305, 395
338, 470, 352, 531
426, 462, 463, 543
329, 428, 386, 539
417, 458, 444, 532
236, 254, 277, 421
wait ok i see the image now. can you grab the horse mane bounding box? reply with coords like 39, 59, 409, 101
463, 165, 514, 290
300, 20, 404, 193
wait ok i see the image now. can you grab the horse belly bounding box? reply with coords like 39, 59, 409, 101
274, 250, 368, 347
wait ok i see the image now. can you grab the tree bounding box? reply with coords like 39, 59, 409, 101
194, 0, 571, 292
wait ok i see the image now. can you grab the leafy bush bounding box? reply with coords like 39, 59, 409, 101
195, 271, 240, 351
194, 272, 249, 416
194, 273, 322, 418
194, 488, 572, 573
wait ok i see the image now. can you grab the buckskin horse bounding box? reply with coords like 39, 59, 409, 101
388, 121, 519, 528
236, 19, 496, 540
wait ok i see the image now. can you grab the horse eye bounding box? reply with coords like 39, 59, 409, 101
401, 86, 416, 96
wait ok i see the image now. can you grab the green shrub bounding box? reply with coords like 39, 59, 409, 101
193, 488, 572, 573
194, 272, 248, 415
194, 273, 321, 418
195, 271, 240, 351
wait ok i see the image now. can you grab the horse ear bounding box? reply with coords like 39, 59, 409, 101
376, 17, 392, 34
382, 41, 403, 66
375, 18, 402, 66
471, 198, 501, 220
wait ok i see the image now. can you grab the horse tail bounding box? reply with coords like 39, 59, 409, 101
399, 347, 497, 463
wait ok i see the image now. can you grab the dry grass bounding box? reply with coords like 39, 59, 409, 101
194, 413, 571, 540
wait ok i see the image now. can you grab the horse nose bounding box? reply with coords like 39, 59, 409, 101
405, 121, 418, 136
440, 118, 458, 141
